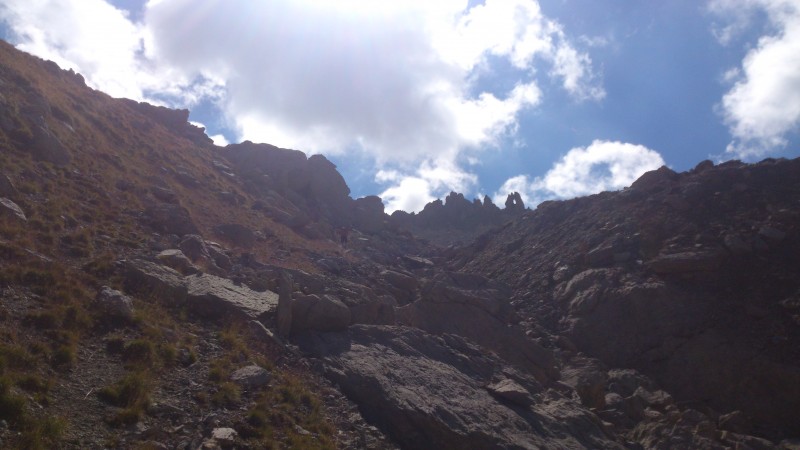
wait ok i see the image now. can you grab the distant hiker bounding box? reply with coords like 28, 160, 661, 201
338, 227, 350, 247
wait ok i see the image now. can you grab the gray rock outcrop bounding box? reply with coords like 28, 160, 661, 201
296, 325, 620, 450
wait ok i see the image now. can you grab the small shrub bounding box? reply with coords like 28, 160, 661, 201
0, 344, 36, 370
20, 269, 56, 289
105, 336, 125, 354
50, 344, 76, 370
209, 357, 232, 383
97, 371, 150, 408
16, 374, 52, 393
82, 252, 116, 280
23, 310, 60, 330
61, 304, 91, 330
122, 339, 155, 366
0, 376, 26, 424
157, 343, 177, 367
18, 415, 66, 450
212, 382, 241, 407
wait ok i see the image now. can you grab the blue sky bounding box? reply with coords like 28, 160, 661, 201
1, 0, 798, 212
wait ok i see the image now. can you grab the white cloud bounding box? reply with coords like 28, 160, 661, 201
495, 140, 665, 207
0, 0, 146, 98
380, 178, 437, 215
380, 159, 478, 214
709, 0, 800, 159
0, 0, 605, 212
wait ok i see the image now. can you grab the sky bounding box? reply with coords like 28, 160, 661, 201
1, 0, 798, 213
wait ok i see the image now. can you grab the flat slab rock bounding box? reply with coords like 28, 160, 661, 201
296, 325, 621, 450
185, 273, 278, 320
122, 259, 277, 320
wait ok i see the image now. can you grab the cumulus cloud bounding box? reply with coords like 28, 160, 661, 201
378, 159, 478, 213
494, 140, 665, 207
0, 0, 604, 212
709, 0, 800, 159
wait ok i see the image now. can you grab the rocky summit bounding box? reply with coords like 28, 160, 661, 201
0, 40, 798, 449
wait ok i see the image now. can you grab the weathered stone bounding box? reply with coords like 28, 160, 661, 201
291, 294, 351, 333
156, 249, 198, 274
210, 427, 237, 448
122, 259, 188, 303
632, 387, 673, 409
400, 273, 557, 383
560, 356, 608, 409
95, 286, 134, 322
723, 233, 752, 255
718, 410, 751, 434
486, 379, 534, 407
381, 270, 418, 293
185, 274, 278, 320
230, 365, 270, 389
122, 259, 278, 320
205, 242, 232, 271
178, 235, 209, 262
296, 325, 618, 450
646, 251, 721, 273
0, 197, 26, 221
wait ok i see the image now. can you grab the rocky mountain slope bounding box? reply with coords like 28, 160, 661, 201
0, 40, 798, 449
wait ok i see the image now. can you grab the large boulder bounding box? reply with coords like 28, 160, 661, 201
156, 249, 198, 275
230, 365, 271, 389
185, 274, 278, 320
291, 294, 351, 333
95, 286, 134, 322
122, 259, 187, 303
121, 259, 278, 321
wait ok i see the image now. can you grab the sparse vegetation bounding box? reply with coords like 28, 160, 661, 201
0, 40, 371, 448
97, 371, 151, 426
237, 372, 336, 449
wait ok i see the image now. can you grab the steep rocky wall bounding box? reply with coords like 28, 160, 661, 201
455, 158, 800, 439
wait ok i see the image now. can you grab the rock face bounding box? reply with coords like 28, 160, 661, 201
296, 325, 620, 450
223, 141, 354, 227
456, 157, 800, 439
397, 271, 558, 383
